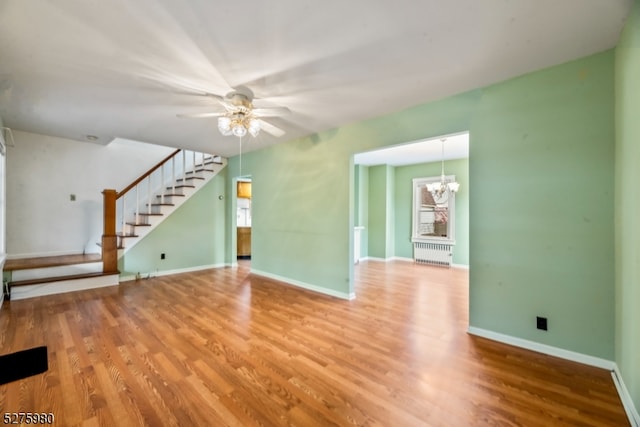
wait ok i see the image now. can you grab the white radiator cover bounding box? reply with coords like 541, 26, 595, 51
413, 241, 453, 266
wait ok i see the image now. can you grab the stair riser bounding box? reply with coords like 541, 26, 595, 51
10, 274, 119, 301
11, 262, 103, 282
118, 158, 227, 255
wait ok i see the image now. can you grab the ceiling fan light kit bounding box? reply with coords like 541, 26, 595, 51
180, 89, 287, 140
217, 114, 261, 138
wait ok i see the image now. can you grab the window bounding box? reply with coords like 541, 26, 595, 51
411, 176, 456, 244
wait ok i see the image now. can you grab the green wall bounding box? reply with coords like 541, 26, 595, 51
393, 158, 469, 265
470, 52, 615, 359
367, 165, 395, 259
226, 50, 615, 360
120, 172, 227, 276
615, 0, 640, 414
354, 165, 369, 259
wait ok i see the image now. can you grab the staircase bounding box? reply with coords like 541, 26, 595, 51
3, 149, 226, 301
112, 150, 226, 255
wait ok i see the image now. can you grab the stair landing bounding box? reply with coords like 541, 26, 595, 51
4, 254, 119, 301
4, 253, 102, 271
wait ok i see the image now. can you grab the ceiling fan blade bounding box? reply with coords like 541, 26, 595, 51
253, 106, 291, 117
203, 92, 224, 101
177, 112, 224, 118
258, 119, 286, 137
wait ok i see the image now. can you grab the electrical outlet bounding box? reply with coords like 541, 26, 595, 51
160, 253, 165, 260
536, 316, 548, 331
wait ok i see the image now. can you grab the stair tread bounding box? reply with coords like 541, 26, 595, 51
147, 203, 175, 207
177, 177, 205, 181
116, 232, 139, 237
158, 194, 185, 197
186, 169, 215, 174
166, 185, 195, 189
138, 213, 163, 216
9, 271, 119, 288
4, 254, 102, 271
125, 222, 151, 226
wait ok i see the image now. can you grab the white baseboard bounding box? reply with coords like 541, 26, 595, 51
391, 256, 414, 262
612, 365, 640, 426
119, 263, 225, 282
250, 268, 355, 300
364, 257, 392, 262
10, 274, 120, 301
467, 326, 615, 370
452, 263, 470, 270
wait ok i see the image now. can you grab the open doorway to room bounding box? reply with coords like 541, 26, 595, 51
236, 178, 252, 261
352, 132, 469, 269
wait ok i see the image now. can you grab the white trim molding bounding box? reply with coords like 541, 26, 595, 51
612, 365, 640, 426
467, 326, 615, 370
451, 263, 470, 270
250, 268, 355, 300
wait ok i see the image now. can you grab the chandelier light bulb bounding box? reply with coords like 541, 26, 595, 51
232, 124, 247, 138
248, 118, 261, 137
218, 116, 232, 135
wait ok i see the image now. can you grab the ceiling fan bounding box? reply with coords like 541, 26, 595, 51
177, 87, 290, 138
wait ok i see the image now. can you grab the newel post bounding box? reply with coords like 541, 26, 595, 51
102, 189, 118, 273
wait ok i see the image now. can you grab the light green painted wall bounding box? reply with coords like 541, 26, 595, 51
470, 52, 615, 359
615, 0, 640, 413
368, 165, 394, 259
119, 172, 227, 276
226, 50, 615, 359
226, 139, 354, 295
355, 165, 369, 258
394, 159, 469, 265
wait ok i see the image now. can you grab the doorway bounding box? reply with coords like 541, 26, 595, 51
236, 178, 252, 260
352, 132, 469, 267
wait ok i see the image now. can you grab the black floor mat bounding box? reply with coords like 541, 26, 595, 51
0, 346, 48, 385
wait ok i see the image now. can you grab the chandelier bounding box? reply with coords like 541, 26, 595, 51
426, 138, 460, 202
218, 112, 261, 138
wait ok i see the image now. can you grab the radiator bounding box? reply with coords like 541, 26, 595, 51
413, 242, 453, 266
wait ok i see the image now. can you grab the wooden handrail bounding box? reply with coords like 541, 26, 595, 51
116, 149, 181, 199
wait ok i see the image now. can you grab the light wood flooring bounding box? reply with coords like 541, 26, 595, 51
4, 254, 102, 271
0, 261, 629, 426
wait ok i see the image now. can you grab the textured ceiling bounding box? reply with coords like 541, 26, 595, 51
0, 0, 632, 158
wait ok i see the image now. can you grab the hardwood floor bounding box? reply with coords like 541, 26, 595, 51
0, 261, 628, 426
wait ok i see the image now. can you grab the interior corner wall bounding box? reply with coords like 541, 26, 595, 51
394, 158, 469, 265
355, 165, 369, 259
368, 165, 394, 259
615, 0, 640, 414
119, 171, 227, 276
5, 131, 176, 257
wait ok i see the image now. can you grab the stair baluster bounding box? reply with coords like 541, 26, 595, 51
102, 149, 225, 275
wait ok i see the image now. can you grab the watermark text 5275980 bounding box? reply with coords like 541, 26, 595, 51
3, 413, 55, 424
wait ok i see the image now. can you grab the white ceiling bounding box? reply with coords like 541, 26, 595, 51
0, 1, 632, 158
355, 132, 469, 166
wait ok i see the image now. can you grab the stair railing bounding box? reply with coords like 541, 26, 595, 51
101, 149, 215, 273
